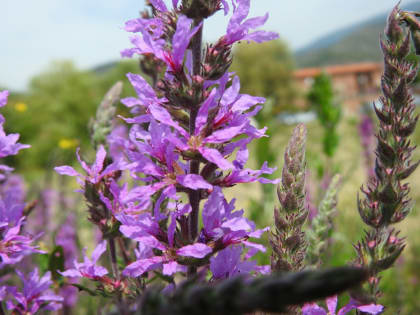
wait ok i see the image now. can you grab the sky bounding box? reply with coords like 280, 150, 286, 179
0, 0, 409, 91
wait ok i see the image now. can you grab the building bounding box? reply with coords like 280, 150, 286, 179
294, 62, 383, 112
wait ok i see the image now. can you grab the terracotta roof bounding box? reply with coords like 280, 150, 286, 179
294, 62, 382, 79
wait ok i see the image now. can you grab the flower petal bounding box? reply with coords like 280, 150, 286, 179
177, 243, 212, 258
54, 166, 80, 177
122, 256, 164, 277
177, 174, 212, 190
199, 147, 234, 170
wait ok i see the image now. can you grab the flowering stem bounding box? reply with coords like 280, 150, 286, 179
108, 238, 120, 281
271, 124, 308, 273
187, 18, 204, 246
191, 18, 203, 76
354, 5, 420, 304
117, 237, 131, 265
109, 237, 129, 315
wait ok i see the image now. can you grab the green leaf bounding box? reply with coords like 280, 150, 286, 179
48, 245, 65, 280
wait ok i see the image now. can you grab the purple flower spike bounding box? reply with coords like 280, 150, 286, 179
60, 241, 108, 280
222, 0, 279, 45
6, 269, 63, 314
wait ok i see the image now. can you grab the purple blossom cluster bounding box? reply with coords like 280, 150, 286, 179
0, 92, 36, 266
55, 0, 279, 287
0, 91, 63, 313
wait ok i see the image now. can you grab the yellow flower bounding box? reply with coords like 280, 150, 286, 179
14, 102, 27, 112
58, 138, 78, 150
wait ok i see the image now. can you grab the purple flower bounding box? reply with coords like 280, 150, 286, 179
0, 127, 30, 159
122, 120, 212, 207
122, 13, 202, 74
149, 0, 169, 12
107, 124, 129, 162
0, 90, 30, 158
120, 204, 212, 278
222, 0, 279, 45
302, 295, 384, 315
120, 73, 167, 118
122, 237, 211, 277
0, 217, 43, 267
166, 80, 267, 170
215, 142, 279, 187
163, 16, 202, 73
0, 90, 8, 108
121, 15, 166, 60
199, 187, 268, 252
210, 245, 257, 279
60, 240, 108, 280
99, 180, 140, 215
122, 73, 278, 191
55, 145, 128, 187
6, 269, 63, 314
0, 90, 10, 124
0, 175, 25, 225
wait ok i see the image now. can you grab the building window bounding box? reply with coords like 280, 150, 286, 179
356, 72, 373, 93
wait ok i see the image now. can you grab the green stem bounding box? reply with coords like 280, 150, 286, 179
187, 18, 204, 246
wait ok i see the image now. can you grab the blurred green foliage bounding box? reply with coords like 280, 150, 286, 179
231, 39, 296, 114
307, 72, 341, 158
4, 60, 140, 172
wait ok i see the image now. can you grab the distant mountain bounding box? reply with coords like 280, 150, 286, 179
295, 2, 420, 68
92, 61, 119, 75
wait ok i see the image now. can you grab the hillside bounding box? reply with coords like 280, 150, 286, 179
295, 2, 420, 68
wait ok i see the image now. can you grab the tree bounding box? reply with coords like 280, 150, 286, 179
230, 39, 296, 113
307, 72, 341, 158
